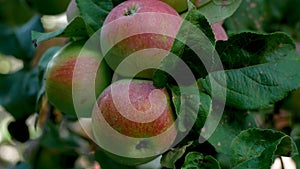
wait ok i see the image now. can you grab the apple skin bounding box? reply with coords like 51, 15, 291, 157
100, 0, 182, 78
210, 21, 228, 41
66, 0, 80, 22
45, 40, 112, 117
92, 79, 177, 165
26, 0, 71, 15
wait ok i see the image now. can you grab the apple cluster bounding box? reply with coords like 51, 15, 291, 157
45, 0, 227, 166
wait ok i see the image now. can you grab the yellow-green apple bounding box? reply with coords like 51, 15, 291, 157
25, 0, 71, 15
92, 79, 177, 165
100, 0, 182, 78
45, 40, 112, 117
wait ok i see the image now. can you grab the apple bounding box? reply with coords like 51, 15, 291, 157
210, 21, 228, 41
92, 79, 177, 165
45, 40, 112, 117
100, 0, 182, 78
25, 0, 71, 15
66, 0, 80, 22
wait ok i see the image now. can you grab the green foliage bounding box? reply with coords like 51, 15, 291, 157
0, 15, 43, 61
181, 152, 221, 169
230, 128, 298, 169
196, 0, 242, 24
224, 0, 300, 41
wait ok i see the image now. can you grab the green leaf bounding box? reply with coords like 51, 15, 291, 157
0, 15, 43, 61
161, 141, 193, 168
169, 84, 211, 133
153, 9, 216, 88
201, 58, 300, 110
76, 0, 113, 32
0, 68, 39, 120
94, 150, 136, 169
181, 152, 221, 169
293, 155, 300, 169
32, 17, 90, 45
39, 122, 79, 150
217, 32, 297, 69
196, 0, 242, 24
206, 108, 257, 155
230, 128, 298, 169
224, 0, 300, 41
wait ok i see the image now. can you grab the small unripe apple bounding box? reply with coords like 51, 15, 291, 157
25, 0, 71, 15
92, 79, 177, 165
100, 0, 182, 78
45, 40, 112, 117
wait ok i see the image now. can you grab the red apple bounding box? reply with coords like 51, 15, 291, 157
100, 0, 182, 78
211, 21, 228, 41
92, 79, 177, 165
45, 40, 112, 117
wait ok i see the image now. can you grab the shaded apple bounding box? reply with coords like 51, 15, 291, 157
100, 0, 182, 78
92, 79, 177, 166
45, 40, 112, 117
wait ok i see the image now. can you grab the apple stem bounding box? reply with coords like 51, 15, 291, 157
124, 4, 139, 16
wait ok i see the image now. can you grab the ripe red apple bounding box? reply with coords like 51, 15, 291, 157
92, 79, 177, 165
100, 0, 182, 78
45, 40, 112, 117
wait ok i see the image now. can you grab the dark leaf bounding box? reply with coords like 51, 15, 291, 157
0, 15, 43, 61
201, 58, 300, 110
76, 0, 113, 32
181, 152, 221, 169
230, 128, 298, 169
32, 17, 90, 45
161, 141, 193, 168
217, 32, 297, 69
